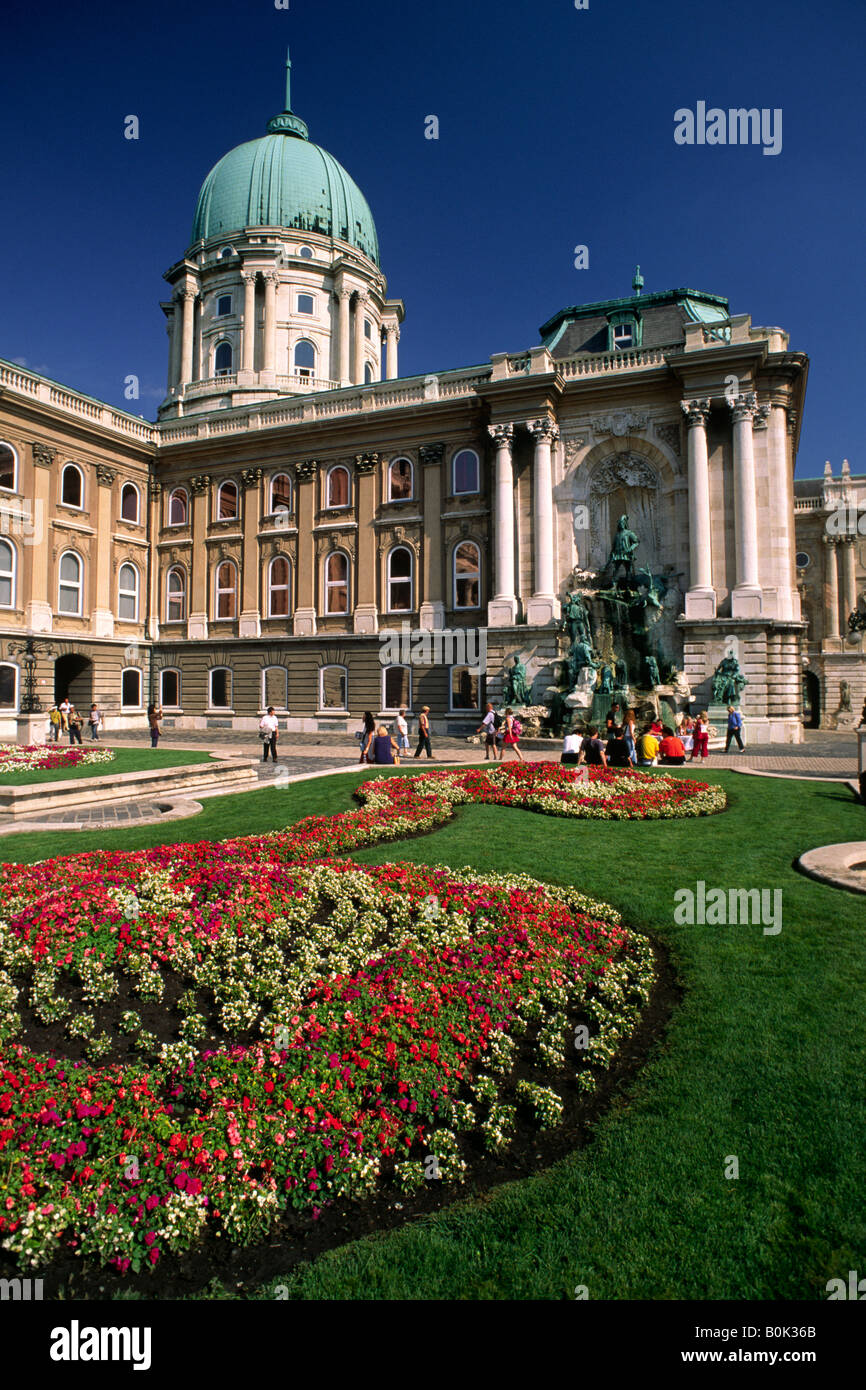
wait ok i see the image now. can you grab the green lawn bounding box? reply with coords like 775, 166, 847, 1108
4, 764, 865, 1300
0, 746, 216, 788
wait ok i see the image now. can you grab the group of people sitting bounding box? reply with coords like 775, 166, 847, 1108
561, 706, 716, 769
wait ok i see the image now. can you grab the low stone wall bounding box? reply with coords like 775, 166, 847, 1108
0, 756, 257, 821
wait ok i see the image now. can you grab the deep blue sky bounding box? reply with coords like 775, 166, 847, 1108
1, 0, 862, 478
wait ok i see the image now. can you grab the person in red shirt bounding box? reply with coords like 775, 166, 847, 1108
658, 728, 686, 765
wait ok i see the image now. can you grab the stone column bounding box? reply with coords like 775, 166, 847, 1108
385, 325, 400, 380
353, 454, 378, 633
526, 419, 559, 626
419, 443, 446, 629
166, 310, 177, 393
241, 272, 257, 375
147, 479, 161, 639
187, 475, 211, 640
823, 536, 840, 642
763, 401, 798, 620
488, 423, 517, 626
840, 539, 857, 631
92, 466, 116, 638
168, 296, 183, 391
729, 393, 762, 617
352, 292, 367, 385
180, 289, 196, 387
681, 399, 715, 617
239, 468, 262, 637
338, 288, 352, 386
293, 461, 317, 635
24, 442, 55, 631
262, 272, 278, 377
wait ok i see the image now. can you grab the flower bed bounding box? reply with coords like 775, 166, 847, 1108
0, 744, 115, 776
0, 762, 702, 1278
355, 762, 727, 825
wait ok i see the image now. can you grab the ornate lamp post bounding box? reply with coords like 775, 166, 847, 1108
8, 637, 55, 713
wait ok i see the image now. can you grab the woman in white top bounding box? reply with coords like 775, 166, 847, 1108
259, 706, 280, 763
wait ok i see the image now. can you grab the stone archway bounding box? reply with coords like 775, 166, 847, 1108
55, 653, 93, 709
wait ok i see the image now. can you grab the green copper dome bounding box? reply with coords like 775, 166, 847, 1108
190, 52, 380, 266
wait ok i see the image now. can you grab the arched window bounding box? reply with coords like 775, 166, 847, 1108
117, 562, 139, 622
61, 463, 83, 508
326, 465, 350, 508
214, 560, 238, 619
0, 442, 18, 491
293, 338, 316, 379
120, 482, 140, 523
383, 665, 411, 712
387, 545, 413, 612
121, 668, 142, 708
268, 556, 292, 617
0, 662, 17, 710
209, 667, 232, 708
452, 449, 479, 496
217, 480, 238, 520
214, 342, 233, 377
319, 664, 347, 710
262, 665, 288, 710
160, 668, 181, 707
269, 473, 293, 514
58, 550, 83, 614
454, 540, 481, 609
166, 566, 186, 622
0, 540, 16, 608
364, 362, 374, 384
324, 551, 349, 614
168, 488, 188, 526
388, 457, 413, 501
297, 294, 314, 315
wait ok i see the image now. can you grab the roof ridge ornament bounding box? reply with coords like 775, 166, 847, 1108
267, 47, 310, 140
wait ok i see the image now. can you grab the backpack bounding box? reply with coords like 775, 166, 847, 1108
492, 712, 503, 731
511, 717, 522, 738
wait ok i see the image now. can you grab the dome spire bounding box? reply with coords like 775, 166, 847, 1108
267, 49, 309, 140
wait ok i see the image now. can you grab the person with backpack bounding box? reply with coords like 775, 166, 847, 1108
67, 705, 83, 745
500, 708, 523, 762
475, 702, 499, 761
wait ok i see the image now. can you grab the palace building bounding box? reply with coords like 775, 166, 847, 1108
0, 56, 860, 743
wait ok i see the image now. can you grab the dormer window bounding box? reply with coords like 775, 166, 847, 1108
219, 246, 234, 260
608, 311, 641, 352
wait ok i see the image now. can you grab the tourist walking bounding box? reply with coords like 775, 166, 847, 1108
259, 705, 279, 763
394, 707, 410, 755
358, 710, 376, 763
500, 708, 523, 762
475, 702, 499, 761
414, 706, 433, 759
724, 705, 745, 752
48, 704, 62, 742
67, 705, 83, 745
147, 702, 162, 748
58, 697, 71, 734
88, 703, 102, 740
690, 712, 709, 761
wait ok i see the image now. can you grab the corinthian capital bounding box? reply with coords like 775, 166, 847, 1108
241, 270, 257, 285
729, 391, 758, 423
31, 442, 57, 468
95, 464, 117, 488
488, 423, 514, 452
262, 271, 279, 287
681, 399, 711, 428
529, 418, 559, 444
419, 443, 445, 467
188, 474, 212, 494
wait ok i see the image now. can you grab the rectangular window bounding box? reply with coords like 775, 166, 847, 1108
264, 666, 288, 710
383, 666, 411, 711
121, 669, 142, 707
216, 295, 232, 317
0, 665, 16, 708
320, 666, 347, 710
450, 666, 479, 711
